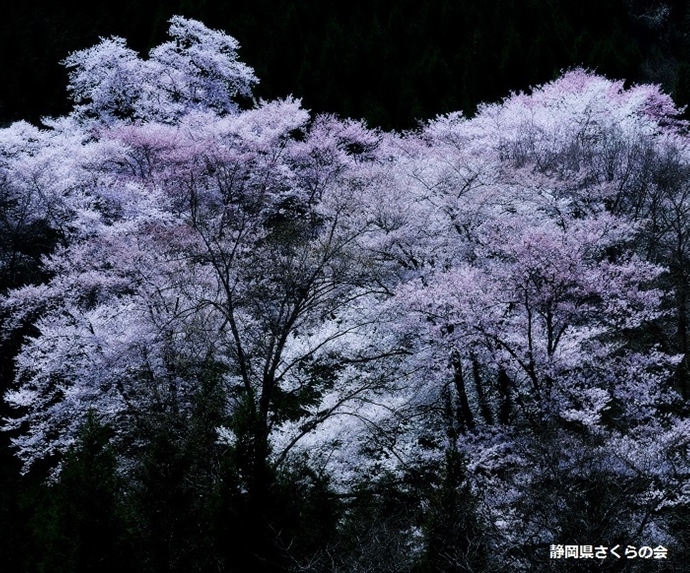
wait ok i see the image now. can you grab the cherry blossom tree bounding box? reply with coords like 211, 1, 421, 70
347, 70, 690, 569
63, 16, 258, 125
2, 19, 403, 571
4, 22, 690, 570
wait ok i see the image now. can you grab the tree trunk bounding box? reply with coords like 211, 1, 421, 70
451, 350, 475, 433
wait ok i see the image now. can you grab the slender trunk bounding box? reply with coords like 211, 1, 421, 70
498, 367, 512, 425
245, 377, 288, 573
674, 267, 690, 399
451, 350, 475, 432
472, 358, 494, 425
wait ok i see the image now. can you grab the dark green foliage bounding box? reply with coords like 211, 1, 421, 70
126, 365, 230, 573
269, 461, 341, 572
213, 396, 343, 572
0, 440, 32, 572
334, 474, 424, 573
329, 453, 488, 573
131, 426, 216, 572
415, 450, 488, 573
24, 414, 131, 573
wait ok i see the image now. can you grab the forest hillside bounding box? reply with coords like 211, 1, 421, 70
1, 10, 690, 573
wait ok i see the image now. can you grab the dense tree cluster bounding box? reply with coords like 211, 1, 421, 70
3, 16, 690, 573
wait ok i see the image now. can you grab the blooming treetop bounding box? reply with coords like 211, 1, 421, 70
63, 16, 258, 125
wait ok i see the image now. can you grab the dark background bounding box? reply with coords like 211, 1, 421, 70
1, 0, 688, 130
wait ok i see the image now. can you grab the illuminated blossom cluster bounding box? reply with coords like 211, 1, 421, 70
2, 18, 690, 570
